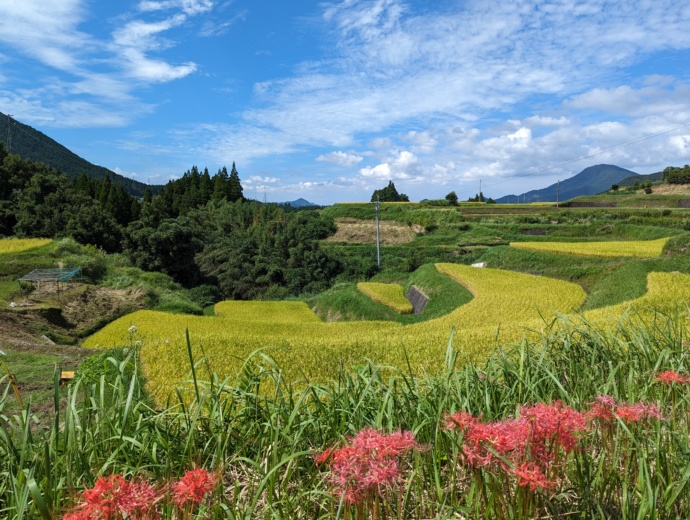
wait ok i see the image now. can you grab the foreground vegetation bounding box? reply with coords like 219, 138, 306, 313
3, 314, 690, 518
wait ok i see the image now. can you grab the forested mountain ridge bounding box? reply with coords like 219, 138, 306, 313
496, 164, 639, 203
0, 111, 157, 197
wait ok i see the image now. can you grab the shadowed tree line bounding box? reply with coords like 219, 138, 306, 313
0, 143, 357, 300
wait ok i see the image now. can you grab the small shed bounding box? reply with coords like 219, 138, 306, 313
18, 268, 82, 296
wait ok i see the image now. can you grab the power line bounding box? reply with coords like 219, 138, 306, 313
6, 114, 12, 153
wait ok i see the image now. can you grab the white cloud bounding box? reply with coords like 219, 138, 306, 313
0, 0, 210, 126
567, 84, 690, 119
200, 9, 247, 37
0, 89, 136, 127
113, 167, 139, 178
359, 150, 423, 180
246, 175, 280, 184
202, 0, 690, 171
316, 151, 363, 167
402, 130, 436, 154
522, 116, 570, 129
111, 14, 199, 82
0, 0, 90, 71
137, 0, 213, 15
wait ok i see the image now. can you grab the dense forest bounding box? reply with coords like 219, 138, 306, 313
0, 143, 362, 300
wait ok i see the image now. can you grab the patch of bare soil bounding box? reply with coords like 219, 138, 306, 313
61, 286, 146, 335
326, 218, 424, 244
648, 184, 690, 195
1, 284, 145, 349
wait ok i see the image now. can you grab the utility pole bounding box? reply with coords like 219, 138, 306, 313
6, 114, 12, 153
556, 180, 560, 208
375, 196, 381, 269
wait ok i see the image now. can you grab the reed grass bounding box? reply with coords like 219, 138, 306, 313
2, 312, 690, 518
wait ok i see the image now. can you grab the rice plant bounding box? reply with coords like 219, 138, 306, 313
2, 310, 690, 518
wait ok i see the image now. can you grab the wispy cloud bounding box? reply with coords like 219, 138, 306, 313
196, 0, 690, 201
0, 0, 90, 71
0, 0, 212, 125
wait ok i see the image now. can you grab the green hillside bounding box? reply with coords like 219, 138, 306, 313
0, 112, 159, 197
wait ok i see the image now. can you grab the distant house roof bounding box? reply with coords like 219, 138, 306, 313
19, 268, 82, 283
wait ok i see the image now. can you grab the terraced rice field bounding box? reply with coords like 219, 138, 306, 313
509, 237, 670, 257
215, 300, 322, 323
85, 265, 586, 403
0, 238, 52, 254
84, 264, 690, 406
357, 282, 413, 314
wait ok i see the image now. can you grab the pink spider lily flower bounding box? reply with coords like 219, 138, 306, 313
587, 395, 620, 423
444, 411, 481, 432
461, 417, 530, 469
588, 395, 664, 425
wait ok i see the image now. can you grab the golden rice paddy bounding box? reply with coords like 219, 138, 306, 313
84, 263, 690, 406
509, 237, 670, 257
86, 264, 591, 404
0, 238, 52, 255
357, 282, 413, 314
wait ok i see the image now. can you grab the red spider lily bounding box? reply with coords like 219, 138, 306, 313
656, 370, 690, 385
461, 418, 530, 469
588, 395, 664, 425
615, 402, 664, 424
171, 468, 217, 508
512, 462, 556, 492
520, 401, 588, 465
444, 411, 481, 432
447, 404, 587, 471
587, 395, 618, 423
63, 474, 159, 519
315, 427, 419, 505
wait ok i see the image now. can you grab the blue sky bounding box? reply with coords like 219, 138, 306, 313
1, 0, 690, 204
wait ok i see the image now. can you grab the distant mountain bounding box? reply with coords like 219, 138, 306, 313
0, 111, 159, 197
496, 164, 639, 203
279, 198, 319, 207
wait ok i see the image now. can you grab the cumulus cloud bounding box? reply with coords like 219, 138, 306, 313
113, 167, 139, 178
316, 151, 363, 167
566, 83, 690, 119
202, 0, 690, 175
359, 150, 423, 180
402, 130, 436, 154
